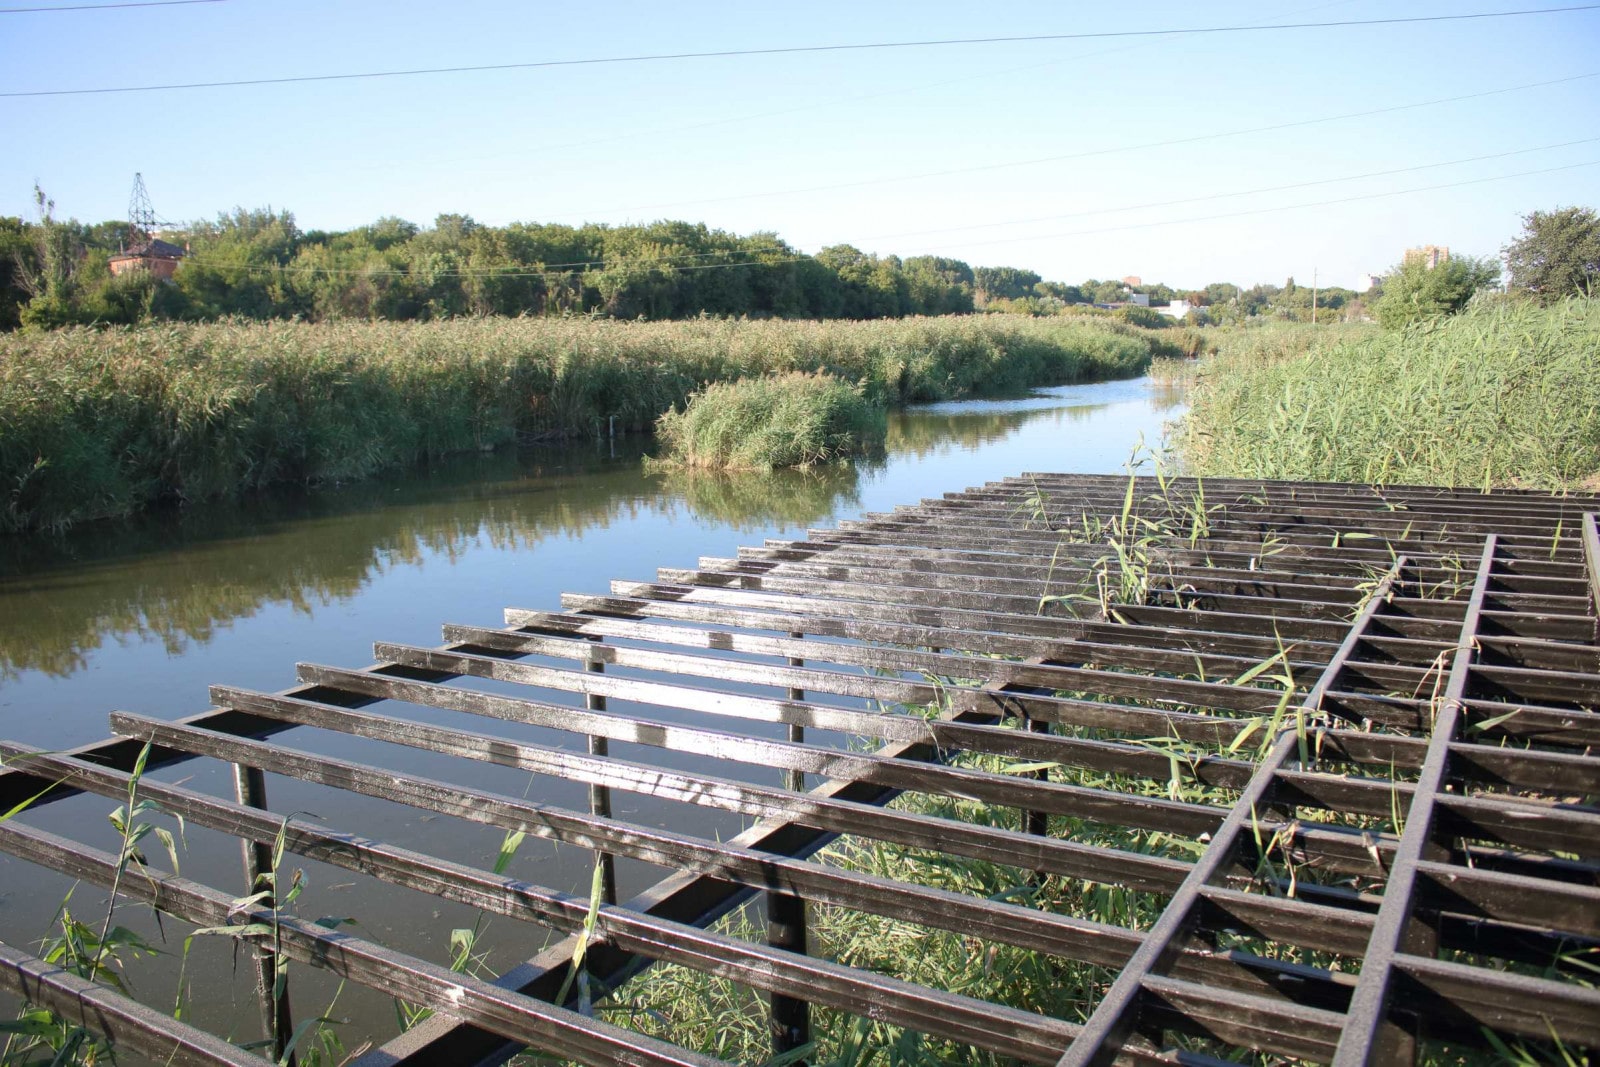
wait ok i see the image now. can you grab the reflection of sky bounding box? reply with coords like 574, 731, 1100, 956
0, 377, 1181, 761
0, 374, 1184, 1046
0, 376, 1184, 748
907, 376, 1159, 416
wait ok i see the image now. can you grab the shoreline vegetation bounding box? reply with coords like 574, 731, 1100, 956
0, 313, 1172, 533
651, 372, 888, 470
1175, 296, 1600, 491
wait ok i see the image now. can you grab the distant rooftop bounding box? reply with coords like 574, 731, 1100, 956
114, 237, 187, 260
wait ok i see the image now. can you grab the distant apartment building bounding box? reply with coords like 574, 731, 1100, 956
1354, 273, 1383, 294
1403, 245, 1450, 270
1121, 275, 1142, 287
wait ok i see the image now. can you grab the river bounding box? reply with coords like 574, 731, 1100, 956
0, 373, 1182, 1054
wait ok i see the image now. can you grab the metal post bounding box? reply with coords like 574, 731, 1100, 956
232, 763, 295, 1067
785, 632, 805, 793
767, 889, 811, 1062
1022, 711, 1051, 838
1022, 710, 1052, 887
771, 632, 812, 1060
586, 655, 618, 906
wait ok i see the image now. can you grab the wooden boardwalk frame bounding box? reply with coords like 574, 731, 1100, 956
0, 472, 1596, 1065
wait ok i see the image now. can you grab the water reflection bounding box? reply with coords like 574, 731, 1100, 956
0, 376, 1182, 686
0, 373, 1185, 1049
658, 465, 867, 532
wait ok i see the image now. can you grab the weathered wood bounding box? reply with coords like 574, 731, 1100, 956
0, 473, 1595, 1067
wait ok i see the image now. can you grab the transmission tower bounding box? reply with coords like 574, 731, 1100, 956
126, 172, 169, 247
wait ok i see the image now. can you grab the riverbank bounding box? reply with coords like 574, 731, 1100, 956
1176, 297, 1600, 489
0, 314, 1171, 532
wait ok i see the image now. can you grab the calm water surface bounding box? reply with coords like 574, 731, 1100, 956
0, 374, 1182, 1051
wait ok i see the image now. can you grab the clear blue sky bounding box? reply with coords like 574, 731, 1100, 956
2, 0, 1597, 290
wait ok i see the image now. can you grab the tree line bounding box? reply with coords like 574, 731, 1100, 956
3, 190, 1593, 332
1, 200, 993, 330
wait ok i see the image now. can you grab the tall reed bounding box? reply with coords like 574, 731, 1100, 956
1177, 298, 1600, 489
0, 315, 1156, 532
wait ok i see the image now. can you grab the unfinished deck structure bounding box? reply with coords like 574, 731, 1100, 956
1, 472, 1597, 1066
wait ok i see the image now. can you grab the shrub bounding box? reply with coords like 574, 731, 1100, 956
652, 372, 886, 470
1372, 255, 1500, 329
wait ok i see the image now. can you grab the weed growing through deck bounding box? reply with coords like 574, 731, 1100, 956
0, 743, 179, 1065
1035, 443, 1223, 623
190, 812, 367, 1067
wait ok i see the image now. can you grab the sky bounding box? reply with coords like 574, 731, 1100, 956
1, 0, 1597, 291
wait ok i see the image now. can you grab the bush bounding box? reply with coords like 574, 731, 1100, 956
652, 372, 886, 470
1116, 305, 1171, 329
1373, 255, 1500, 329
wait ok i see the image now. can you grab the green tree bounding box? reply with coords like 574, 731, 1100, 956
1374, 255, 1500, 330
1503, 206, 1600, 303
973, 265, 1041, 302
0, 216, 33, 329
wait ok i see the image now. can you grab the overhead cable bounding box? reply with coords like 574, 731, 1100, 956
4, 5, 1596, 96
857, 135, 1600, 244
542, 71, 1600, 219
173, 158, 1599, 281
0, 0, 221, 11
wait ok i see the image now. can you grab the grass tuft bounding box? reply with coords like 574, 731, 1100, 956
652, 372, 886, 470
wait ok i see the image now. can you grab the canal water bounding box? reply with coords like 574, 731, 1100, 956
0, 374, 1182, 1054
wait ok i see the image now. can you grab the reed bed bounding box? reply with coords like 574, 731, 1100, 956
1177, 298, 1600, 489
653, 372, 887, 470
0, 315, 1155, 532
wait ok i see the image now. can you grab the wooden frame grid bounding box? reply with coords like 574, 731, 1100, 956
0, 473, 1595, 1066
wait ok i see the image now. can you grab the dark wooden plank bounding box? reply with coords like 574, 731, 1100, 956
1331, 537, 1497, 1067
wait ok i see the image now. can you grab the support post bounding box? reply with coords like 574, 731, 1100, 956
785, 632, 805, 793
767, 889, 811, 1063
1022, 711, 1051, 838
232, 763, 295, 1067
586, 655, 618, 906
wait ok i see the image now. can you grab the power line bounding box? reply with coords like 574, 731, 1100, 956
190, 134, 1594, 276
904, 159, 1600, 255
172, 157, 1597, 282
5, 5, 1596, 97
182, 252, 817, 282
857, 136, 1600, 244
541, 71, 1599, 219
183, 243, 799, 277
341, 0, 1366, 176
0, 0, 221, 11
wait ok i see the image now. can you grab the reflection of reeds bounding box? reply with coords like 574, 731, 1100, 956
0, 450, 665, 678
653, 465, 866, 532
886, 408, 1038, 457
0, 315, 1156, 531
1178, 298, 1600, 488
0, 442, 875, 679
1146, 377, 1189, 412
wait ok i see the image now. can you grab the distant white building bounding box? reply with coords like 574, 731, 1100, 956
1157, 298, 1193, 319
1355, 273, 1382, 294
1128, 292, 1150, 307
